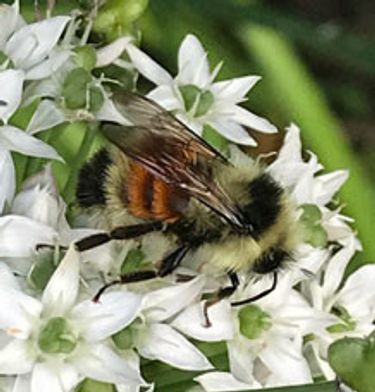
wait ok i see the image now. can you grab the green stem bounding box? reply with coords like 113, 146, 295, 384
62, 122, 97, 204
241, 24, 375, 267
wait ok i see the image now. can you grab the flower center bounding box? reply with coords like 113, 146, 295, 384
38, 317, 77, 354
179, 84, 214, 117
238, 304, 272, 340
327, 305, 356, 333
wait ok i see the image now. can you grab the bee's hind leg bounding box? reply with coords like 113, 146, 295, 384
203, 272, 239, 328
75, 221, 163, 252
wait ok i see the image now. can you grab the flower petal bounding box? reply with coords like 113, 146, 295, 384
142, 276, 206, 322
42, 244, 80, 316
229, 105, 277, 133
126, 44, 172, 86
31, 363, 63, 392
71, 291, 142, 342
0, 339, 34, 375
172, 300, 234, 341
26, 100, 65, 135
26, 48, 71, 80
336, 264, 375, 321
136, 323, 212, 371
0, 148, 15, 212
0, 286, 42, 339
5, 16, 70, 69
177, 34, 211, 88
147, 85, 181, 111
0, 126, 63, 161
0, 1, 24, 48
72, 343, 144, 385
211, 76, 260, 104
227, 337, 259, 385
96, 37, 133, 67
95, 97, 132, 125
0, 261, 20, 290
207, 118, 256, 145
0, 215, 57, 258
195, 372, 258, 391
322, 237, 357, 301
259, 336, 312, 386
313, 170, 349, 206
0, 69, 24, 123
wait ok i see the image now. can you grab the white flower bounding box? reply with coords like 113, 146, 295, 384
0, 69, 63, 213
302, 237, 375, 380
0, 1, 70, 80
180, 275, 335, 390
0, 246, 145, 392
268, 124, 358, 248
118, 276, 213, 371
126, 34, 277, 145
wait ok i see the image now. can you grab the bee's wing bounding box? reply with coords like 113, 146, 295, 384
101, 93, 245, 229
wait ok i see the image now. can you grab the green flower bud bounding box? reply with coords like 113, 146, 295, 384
74, 46, 97, 71
89, 85, 104, 112
63, 68, 92, 110
300, 204, 328, 247
94, 0, 148, 39
38, 317, 77, 354
300, 204, 322, 224
238, 304, 272, 340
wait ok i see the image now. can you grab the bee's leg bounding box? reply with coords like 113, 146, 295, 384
230, 271, 278, 307
203, 272, 239, 327
75, 221, 163, 252
92, 245, 190, 301
93, 270, 157, 302
157, 245, 190, 277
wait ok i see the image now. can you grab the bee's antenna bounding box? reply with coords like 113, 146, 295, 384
231, 271, 278, 307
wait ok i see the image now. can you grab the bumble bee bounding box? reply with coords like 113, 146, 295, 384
75, 93, 300, 324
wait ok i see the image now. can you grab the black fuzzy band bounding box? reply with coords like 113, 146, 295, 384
76, 148, 112, 208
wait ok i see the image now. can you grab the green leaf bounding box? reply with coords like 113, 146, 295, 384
328, 335, 375, 392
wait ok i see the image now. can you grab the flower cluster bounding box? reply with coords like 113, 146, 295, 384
0, 1, 373, 392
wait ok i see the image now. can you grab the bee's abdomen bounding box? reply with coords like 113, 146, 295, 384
76, 148, 112, 208
127, 162, 188, 223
